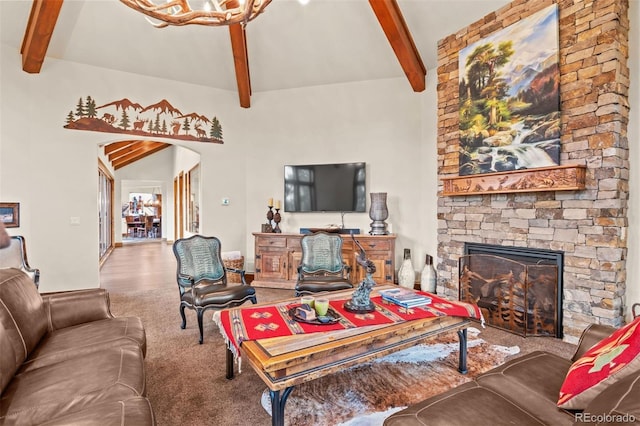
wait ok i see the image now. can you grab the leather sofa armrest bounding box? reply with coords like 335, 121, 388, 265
42, 289, 114, 331
572, 323, 617, 362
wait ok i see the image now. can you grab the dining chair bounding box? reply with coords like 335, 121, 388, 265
172, 235, 257, 344
144, 215, 155, 238
125, 215, 136, 238
295, 231, 353, 297
133, 216, 146, 238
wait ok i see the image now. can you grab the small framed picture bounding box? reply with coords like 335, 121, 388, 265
0, 202, 20, 228
261, 224, 273, 233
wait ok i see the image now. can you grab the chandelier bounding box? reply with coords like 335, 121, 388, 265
119, 0, 272, 27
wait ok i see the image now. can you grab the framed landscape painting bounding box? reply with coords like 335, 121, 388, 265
458, 4, 560, 176
0, 202, 19, 228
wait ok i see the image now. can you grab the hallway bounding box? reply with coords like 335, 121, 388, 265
100, 242, 175, 293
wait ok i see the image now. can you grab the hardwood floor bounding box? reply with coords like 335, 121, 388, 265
100, 241, 176, 293
100, 241, 257, 294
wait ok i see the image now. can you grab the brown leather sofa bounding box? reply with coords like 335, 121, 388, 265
385, 324, 640, 425
0, 268, 154, 425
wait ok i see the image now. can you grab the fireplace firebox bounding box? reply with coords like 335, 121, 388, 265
459, 243, 563, 338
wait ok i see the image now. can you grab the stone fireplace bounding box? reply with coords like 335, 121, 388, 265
436, 0, 630, 343
460, 243, 563, 338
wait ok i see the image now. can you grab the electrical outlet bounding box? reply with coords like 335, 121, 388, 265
70, 217, 81, 225
221, 198, 230, 206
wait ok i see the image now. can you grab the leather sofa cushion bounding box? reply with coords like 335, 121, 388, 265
21, 316, 147, 372
383, 381, 572, 426
0, 321, 19, 393
577, 372, 640, 425
38, 397, 154, 426
0, 269, 47, 348
0, 268, 48, 391
42, 288, 113, 330
1, 344, 146, 425
475, 351, 573, 426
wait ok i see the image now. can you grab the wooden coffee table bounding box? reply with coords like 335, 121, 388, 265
225, 286, 471, 426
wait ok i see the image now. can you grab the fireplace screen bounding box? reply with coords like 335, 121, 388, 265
459, 253, 560, 337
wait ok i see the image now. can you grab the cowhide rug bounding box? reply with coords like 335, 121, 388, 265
261, 327, 519, 426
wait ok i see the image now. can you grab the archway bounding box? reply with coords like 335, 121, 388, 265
98, 139, 202, 255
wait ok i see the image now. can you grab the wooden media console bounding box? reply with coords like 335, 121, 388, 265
252, 232, 396, 290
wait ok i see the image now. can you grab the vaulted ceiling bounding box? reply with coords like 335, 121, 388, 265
20, 0, 428, 109
2, 0, 510, 168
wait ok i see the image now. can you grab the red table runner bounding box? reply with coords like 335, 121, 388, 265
213, 291, 484, 370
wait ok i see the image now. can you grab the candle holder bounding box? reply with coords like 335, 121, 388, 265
273, 208, 282, 233
262, 206, 274, 233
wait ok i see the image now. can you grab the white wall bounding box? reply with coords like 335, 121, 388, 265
240, 78, 425, 271
0, 46, 426, 290
0, 45, 242, 292
627, 0, 639, 321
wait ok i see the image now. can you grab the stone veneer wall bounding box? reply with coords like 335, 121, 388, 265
436, 0, 630, 343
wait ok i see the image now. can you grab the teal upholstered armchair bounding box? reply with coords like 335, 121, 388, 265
173, 235, 257, 344
295, 232, 353, 297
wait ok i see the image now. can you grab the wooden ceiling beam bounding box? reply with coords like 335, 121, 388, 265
369, 0, 426, 92
228, 0, 252, 108
111, 141, 170, 170
21, 0, 64, 73
104, 141, 133, 155
108, 141, 147, 162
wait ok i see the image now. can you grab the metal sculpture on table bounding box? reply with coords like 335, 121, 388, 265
344, 235, 377, 313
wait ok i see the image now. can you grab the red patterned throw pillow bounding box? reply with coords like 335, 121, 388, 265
558, 316, 640, 410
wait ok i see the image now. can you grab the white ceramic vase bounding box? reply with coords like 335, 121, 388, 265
397, 249, 415, 289
420, 254, 437, 294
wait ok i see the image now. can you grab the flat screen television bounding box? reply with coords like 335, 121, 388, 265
284, 162, 366, 212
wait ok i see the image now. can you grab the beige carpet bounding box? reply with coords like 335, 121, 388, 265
108, 287, 576, 426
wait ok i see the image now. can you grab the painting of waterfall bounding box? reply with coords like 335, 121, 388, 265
458, 4, 560, 176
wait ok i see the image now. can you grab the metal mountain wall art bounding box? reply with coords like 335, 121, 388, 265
64, 96, 223, 143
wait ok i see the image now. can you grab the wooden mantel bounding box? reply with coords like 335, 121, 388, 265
441, 164, 586, 196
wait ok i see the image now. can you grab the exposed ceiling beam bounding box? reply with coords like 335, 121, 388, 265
108, 141, 147, 162
108, 141, 170, 170
228, 0, 252, 108
369, 0, 426, 92
104, 141, 133, 155
21, 0, 64, 73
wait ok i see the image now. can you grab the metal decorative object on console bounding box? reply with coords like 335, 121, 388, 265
273, 209, 282, 233
263, 205, 274, 233
368, 192, 389, 235
344, 235, 377, 313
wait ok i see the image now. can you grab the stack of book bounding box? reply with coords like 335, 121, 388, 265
379, 288, 432, 309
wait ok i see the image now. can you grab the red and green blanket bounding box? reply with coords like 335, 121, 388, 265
213, 292, 484, 370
